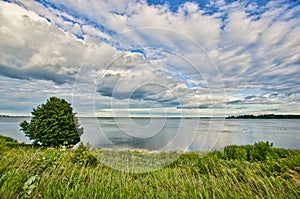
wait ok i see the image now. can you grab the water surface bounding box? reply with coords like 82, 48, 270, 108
0, 117, 299, 151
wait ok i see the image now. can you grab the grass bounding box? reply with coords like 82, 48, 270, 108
0, 135, 299, 198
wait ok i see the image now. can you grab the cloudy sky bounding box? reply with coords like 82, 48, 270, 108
1, 0, 300, 117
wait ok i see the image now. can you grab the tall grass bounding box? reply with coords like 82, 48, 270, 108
0, 135, 299, 198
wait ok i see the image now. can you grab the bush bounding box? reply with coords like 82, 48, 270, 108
249, 141, 273, 161
0, 135, 20, 152
224, 141, 275, 162
72, 142, 98, 166
234, 148, 247, 161
223, 145, 238, 160
0, 135, 18, 144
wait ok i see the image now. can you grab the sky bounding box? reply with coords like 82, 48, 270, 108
0, 0, 300, 117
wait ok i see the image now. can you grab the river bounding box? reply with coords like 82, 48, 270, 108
0, 117, 299, 151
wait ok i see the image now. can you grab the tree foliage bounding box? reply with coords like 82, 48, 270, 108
20, 97, 83, 147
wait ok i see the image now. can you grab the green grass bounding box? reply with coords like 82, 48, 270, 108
0, 135, 299, 198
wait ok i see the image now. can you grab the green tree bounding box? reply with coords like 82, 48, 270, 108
20, 97, 83, 147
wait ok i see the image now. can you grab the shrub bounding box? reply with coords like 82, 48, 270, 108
0, 135, 18, 144
224, 141, 275, 162
249, 141, 273, 161
234, 148, 247, 161
223, 145, 238, 160
72, 142, 98, 166
0, 135, 19, 151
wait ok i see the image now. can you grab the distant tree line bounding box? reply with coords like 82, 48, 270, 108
226, 114, 300, 119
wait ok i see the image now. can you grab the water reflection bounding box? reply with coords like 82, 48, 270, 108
0, 117, 299, 151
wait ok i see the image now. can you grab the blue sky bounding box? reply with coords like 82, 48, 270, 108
0, 0, 300, 117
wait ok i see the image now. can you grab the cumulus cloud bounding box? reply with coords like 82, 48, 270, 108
0, 1, 89, 83
0, 0, 300, 116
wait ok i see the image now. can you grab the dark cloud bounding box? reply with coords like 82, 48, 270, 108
226, 100, 243, 105
177, 104, 211, 109
97, 78, 180, 106
244, 95, 256, 100
0, 65, 73, 84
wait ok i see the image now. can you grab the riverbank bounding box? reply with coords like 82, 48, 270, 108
0, 135, 299, 198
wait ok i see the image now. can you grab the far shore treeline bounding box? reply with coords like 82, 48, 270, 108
226, 114, 300, 119
2, 114, 300, 119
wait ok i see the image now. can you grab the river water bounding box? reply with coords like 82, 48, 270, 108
1, 117, 299, 151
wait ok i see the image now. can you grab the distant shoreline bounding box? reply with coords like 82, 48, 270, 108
1, 115, 300, 119
226, 114, 300, 119
0, 115, 30, 118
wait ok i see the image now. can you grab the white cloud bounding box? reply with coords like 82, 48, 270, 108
0, 1, 90, 83
0, 0, 300, 116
